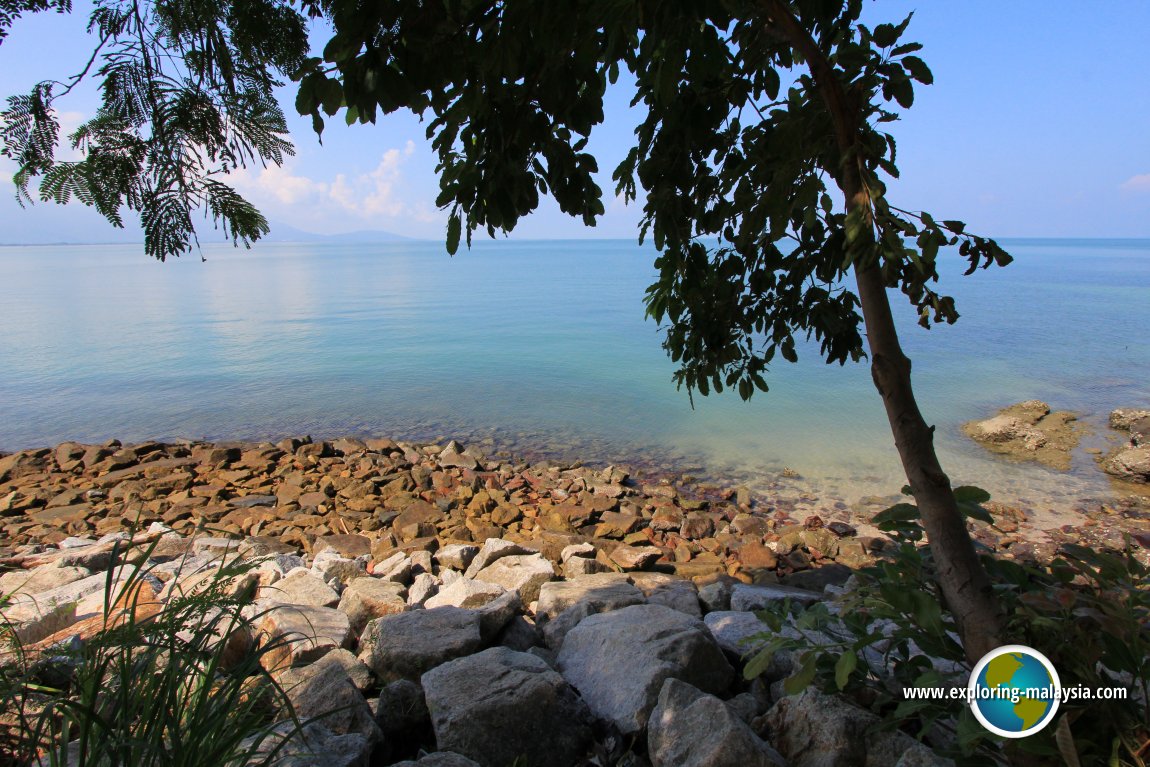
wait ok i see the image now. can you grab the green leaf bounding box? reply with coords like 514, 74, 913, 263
952, 486, 990, 504
872, 503, 919, 525
834, 651, 857, 690
783, 652, 819, 695
871, 23, 900, 48
891, 77, 914, 109
901, 55, 933, 85
446, 212, 461, 256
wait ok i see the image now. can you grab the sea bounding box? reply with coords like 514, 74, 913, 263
2, 238, 1148, 514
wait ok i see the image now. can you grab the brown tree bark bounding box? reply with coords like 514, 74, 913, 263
763, 0, 1004, 663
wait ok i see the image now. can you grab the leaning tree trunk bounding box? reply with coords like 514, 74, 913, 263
851, 261, 1004, 663
765, 0, 1004, 664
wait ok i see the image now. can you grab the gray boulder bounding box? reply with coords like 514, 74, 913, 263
464, 538, 533, 578
421, 647, 593, 767
765, 688, 952, 767
358, 607, 483, 681
472, 553, 554, 603
277, 654, 381, 741
730, 583, 821, 612
648, 679, 785, 767
337, 577, 406, 635
537, 576, 646, 650
391, 754, 481, 767
630, 572, 702, 617
424, 578, 506, 610
242, 722, 372, 767
557, 604, 734, 734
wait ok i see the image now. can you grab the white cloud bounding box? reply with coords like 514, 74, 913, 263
1119, 173, 1150, 193
228, 141, 435, 231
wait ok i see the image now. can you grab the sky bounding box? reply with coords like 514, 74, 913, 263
0, 1, 1148, 245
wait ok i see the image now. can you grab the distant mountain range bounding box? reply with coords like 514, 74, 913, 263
0, 219, 412, 247
262, 221, 413, 243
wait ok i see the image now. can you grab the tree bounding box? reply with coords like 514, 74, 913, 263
3, 0, 1011, 662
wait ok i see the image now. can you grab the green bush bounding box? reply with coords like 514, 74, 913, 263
0, 539, 309, 766
744, 488, 1150, 767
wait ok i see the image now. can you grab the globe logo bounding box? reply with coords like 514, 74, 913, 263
968, 645, 1061, 738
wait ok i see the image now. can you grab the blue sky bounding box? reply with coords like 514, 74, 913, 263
1, 1, 1148, 244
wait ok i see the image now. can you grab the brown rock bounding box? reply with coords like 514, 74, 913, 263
737, 543, 778, 570
609, 545, 663, 571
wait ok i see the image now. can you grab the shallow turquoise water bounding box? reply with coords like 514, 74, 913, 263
1, 238, 1147, 509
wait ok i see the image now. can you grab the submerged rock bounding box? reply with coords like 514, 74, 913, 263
962, 400, 1083, 470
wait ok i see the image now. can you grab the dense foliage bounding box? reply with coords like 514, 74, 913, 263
746, 494, 1150, 766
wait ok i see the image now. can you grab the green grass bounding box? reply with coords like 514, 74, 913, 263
0, 538, 312, 767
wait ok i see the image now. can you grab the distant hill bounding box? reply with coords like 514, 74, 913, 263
263, 221, 413, 243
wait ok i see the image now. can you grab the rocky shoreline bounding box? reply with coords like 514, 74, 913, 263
2, 435, 1149, 766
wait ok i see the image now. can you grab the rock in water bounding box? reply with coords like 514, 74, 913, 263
961, 400, 1082, 470
556, 604, 733, 734
648, 679, 785, 767
1102, 445, 1150, 483
421, 647, 593, 767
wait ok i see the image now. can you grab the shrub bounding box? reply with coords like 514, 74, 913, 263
744, 488, 1150, 766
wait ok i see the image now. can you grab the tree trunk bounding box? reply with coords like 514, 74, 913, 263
763, 0, 1004, 663
851, 261, 1004, 663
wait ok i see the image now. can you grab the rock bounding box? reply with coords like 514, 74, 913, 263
704, 611, 796, 679
562, 556, 605, 578
737, 543, 779, 570
374, 678, 432, 757
0, 565, 92, 596
439, 442, 480, 470
629, 572, 701, 618
463, 538, 533, 578
559, 542, 596, 562
962, 401, 1082, 470
730, 583, 821, 612
556, 604, 734, 734
391, 754, 480, 767
698, 579, 734, 612
472, 553, 554, 603
278, 654, 381, 741
319, 647, 376, 691
314, 534, 372, 559
764, 688, 952, 767
608, 544, 662, 571
241, 721, 373, 767
535, 574, 639, 622
358, 607, 483, 681
497, 615, 540, 651
537, 575, 646, 649
374, 551, 413, 584
1110, 408, 1150, 431
648, 679, 785, 767
425, 578, 506, 610
435, 544, 479, 571
337, 577, 407, 635
264, 570, 341, 608
258, 604, 352, 671
474, 590, 522, 641
407, 573, 440, 606
232, 494, 278, 508
421, 648, 593, 767
1102, 445, 1150, 483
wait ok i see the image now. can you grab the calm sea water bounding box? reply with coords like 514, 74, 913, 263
1, 238, 1147, 511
